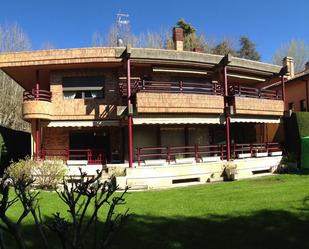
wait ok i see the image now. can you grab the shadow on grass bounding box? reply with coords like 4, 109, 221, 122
111, 210, 309, 249
3, 209, 309, 249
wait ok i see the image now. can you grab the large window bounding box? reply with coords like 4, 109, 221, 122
62, 76, 104, 99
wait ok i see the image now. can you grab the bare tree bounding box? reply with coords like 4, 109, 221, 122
135, 28, 170, 49
0, 174, 48, 249
0, 23, 31, 132
50, 169, 129, 249
41, 41, 56, 50
0, 23, 31, 52
272, 39, 309, 73
92, 31, 106, 47
92, 23, 137, 47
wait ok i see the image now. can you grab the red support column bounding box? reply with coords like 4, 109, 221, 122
223, 66, 231, 161
127, 58, 133, 168
281, 75, 286, 103
35, 70, 41, 160
35, 119, 40, 160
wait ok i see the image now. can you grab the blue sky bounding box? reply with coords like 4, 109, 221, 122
1, 0, 309, 62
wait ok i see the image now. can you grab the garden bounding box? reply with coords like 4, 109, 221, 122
1, 158, 309, 249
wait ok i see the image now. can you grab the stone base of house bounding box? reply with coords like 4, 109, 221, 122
64, 156, 282, 190
115, 156, 282, 190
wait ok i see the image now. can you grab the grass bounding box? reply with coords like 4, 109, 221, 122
5, 174, 309, 249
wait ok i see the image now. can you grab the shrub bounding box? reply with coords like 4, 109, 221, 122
6, 158, 67, 189
6, 157, 34, 180
32, 160, 67, 189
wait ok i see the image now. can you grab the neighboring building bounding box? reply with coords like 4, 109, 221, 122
270, 57, 309, 167
284, 58, 309, 112
0, 29, 286, 187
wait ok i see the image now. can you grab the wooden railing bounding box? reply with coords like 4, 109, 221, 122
136, 142, 282, 166
136, 144, 227, 166
23, 89, 52, 102
40, 149, 106, 165
231, 142, 282, 159
229, 85, 282, 100
120, 80, 222, 96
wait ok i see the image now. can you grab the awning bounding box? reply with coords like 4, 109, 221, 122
46, 120, 121, 127
133, 116, 222, 125
230, 116, 281, 124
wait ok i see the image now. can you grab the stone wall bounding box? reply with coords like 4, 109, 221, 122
136, 92, 224, 114
234, 97, 284, 116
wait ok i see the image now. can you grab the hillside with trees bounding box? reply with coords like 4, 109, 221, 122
0, 23, 31, 132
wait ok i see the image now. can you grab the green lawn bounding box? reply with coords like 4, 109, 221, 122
5, 174, 309, 249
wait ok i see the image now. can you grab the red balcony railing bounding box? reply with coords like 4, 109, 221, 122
120, 80, 222, 97
229, 85, 282, 100
23, 89, 52, 102
231, 142, 282, 159
40, 149, 106, 165
136, 144, 227, 166
136, 142, 283, 166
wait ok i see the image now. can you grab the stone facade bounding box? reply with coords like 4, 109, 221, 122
136, 92, 224, 114
234, 97, 284, 116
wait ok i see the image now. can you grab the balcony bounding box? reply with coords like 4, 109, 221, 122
229, 85, 284, 116
22, 89, 53, 120
120, 80, 225, 114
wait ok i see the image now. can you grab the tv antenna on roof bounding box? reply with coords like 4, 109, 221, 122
116, 12, 130, 46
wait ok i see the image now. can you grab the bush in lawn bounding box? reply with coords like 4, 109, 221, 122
5, 157, 34, 180
32, 160, 67, 189
6, 158, 67, 189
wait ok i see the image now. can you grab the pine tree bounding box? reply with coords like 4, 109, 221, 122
212, 39, 237, 56
238, 36, 261, 61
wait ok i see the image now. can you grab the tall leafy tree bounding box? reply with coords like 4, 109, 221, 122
272, 39, 309, 73
237, 36, 261, 61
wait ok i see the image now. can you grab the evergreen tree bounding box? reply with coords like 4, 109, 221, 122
212, 39, 237, 56
175, 19, 210, 52
238, 36, 261, 61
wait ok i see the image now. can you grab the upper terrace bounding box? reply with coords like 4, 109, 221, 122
0, 47, 286, 119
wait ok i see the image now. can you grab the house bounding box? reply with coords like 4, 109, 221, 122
0, 28, 287, 188
277, 57, 309, 112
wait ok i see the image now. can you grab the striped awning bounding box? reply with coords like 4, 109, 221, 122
133, 116, 222, 125
46, 120, 121, 127
230, 116, 281, 124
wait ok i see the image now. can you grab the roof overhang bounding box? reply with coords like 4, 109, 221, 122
0, 47, 283, 89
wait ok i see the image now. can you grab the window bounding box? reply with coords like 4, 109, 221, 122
288, 102, 295, 111
300, 99, 306, 111
62, 76, 104, 99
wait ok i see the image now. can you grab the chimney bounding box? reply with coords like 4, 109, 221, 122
282, 57, 295, 79
193, 47, 204, 53
173, 27, 184, 51
305, 61, 309, 71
